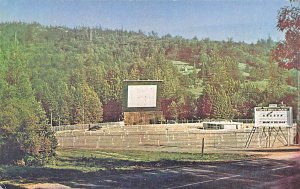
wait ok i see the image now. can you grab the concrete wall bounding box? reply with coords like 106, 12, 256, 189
124, 111, 164, 125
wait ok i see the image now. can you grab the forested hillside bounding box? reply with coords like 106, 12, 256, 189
0, 22, 296, 126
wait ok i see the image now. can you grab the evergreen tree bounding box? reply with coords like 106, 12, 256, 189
169, 101, 178, 121
0, 50, 56, 165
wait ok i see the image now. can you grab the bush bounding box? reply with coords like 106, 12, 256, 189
0, 124, 57, 166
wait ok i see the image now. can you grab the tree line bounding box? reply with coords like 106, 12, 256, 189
0, 14, 297, 163
0, 22, 296, 124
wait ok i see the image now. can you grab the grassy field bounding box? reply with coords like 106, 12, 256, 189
172, 60, 196, 75
0, 149, 257, 186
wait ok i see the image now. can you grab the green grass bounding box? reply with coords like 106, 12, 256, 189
238, 63, 247, 70
172, 60, 196, 75
0, 149, 257, 185
249, 80, 269, 90
172, 60, 190, 66
57, 149, 254, 162
5, 149, 256, 173
238, 63, 251, 77
187, 85, 204, 97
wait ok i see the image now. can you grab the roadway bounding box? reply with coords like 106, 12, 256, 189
62, 151, 300, 189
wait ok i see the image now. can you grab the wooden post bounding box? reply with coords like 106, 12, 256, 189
287, 127, 290, 146
235, 132, 237, 148
214, 133, 216, 148
201, 138, 205, 157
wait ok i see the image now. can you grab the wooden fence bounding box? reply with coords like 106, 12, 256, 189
55, 124, 297, 152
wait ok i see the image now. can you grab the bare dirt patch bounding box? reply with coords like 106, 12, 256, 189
19, 183, 71, 189
259, 146, 300, 162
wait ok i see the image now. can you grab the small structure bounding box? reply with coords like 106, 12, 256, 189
123, 80, 164, 125
203, 121, 243, 130
245, 104, 293, 148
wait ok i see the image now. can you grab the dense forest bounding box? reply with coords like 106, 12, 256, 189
0, 22, 297, 127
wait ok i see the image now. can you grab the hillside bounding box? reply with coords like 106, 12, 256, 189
0, 22, 296, 125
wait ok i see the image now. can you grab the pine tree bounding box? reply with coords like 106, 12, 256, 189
169, 101, 178, 121
0, 49, 57, 165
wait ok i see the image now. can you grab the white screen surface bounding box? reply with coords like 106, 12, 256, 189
127, 85, 157, 107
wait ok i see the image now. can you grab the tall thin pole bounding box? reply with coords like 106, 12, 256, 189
50, 111, 53, 127
297, 69, 300, 144
83, 108, 85, 125
201, 138, 205, 157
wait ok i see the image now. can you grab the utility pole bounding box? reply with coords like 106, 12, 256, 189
50, 111, 53, 127
297, 69, 300, 144
83, 108, 85, 125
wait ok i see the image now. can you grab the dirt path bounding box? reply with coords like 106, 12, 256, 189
18, 183, 71, 189
265, 151, 300, 160
259, 146, 300, 162
261, 151, 300, 189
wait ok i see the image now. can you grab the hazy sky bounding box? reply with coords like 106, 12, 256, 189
0, 0, 293, 43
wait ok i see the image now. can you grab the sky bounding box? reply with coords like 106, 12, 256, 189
0, 0, 294, 43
